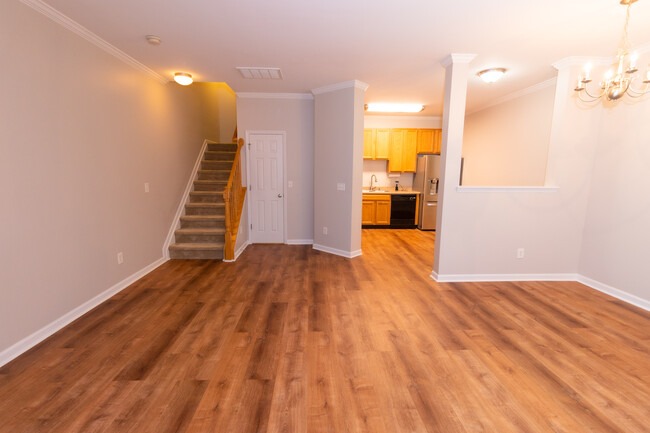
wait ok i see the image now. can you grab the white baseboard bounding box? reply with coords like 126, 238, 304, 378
0, 257, 168, 368
431, 272, 578, 283
286, 239, 314, 245
578, 275, 650, 312
312, 244, 362, 258
223, 240, 250, 262
430, 271, 650, 312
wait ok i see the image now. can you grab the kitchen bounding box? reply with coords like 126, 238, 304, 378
362, 123, 442, 231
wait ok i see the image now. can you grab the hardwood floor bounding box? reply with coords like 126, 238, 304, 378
1, 229, 649, 432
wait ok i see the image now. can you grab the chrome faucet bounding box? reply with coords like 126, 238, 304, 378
370, 174, 378, 191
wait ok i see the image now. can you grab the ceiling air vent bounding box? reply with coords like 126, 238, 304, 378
236, 67, 282, 79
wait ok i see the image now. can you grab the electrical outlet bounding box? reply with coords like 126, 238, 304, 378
516, 248, 525, 259
288, 180, 293, 188
337, 183, 345, 191
144, 182, 150, 193
322, 227, 328, 235
117, 252, 124, 264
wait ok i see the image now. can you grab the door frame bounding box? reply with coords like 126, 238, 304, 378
245, 130, 288, 244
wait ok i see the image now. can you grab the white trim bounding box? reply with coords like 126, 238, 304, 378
432, 273, 578, 283
311, 80, 369, 95
441, 54, 477, 67
468, 78, 557, 115
223, 240, 250, 262
286, 239, 314, 245
245, 131, 288, 245
20, 0, 167, 85
578, 275, 650, 312
237, 92, 313, 100
552, 56, 613, 70
430, 271, 650, 312
0, 257, 167, 367
312, 244, 362, 258
456, 186, 559, 193
163, 139, 215, 259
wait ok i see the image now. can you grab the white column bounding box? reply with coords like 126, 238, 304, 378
433, 54, 476, 276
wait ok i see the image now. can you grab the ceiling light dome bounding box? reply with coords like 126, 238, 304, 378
477, 68, 506, 83
174, 72, 193, 86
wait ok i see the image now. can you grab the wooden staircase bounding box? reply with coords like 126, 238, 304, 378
169, 140, 245, 260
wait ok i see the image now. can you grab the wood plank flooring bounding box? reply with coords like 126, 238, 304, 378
1, 229, 649, 432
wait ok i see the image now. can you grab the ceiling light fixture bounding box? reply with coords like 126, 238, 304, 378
145, 35, 162, 46
364, 103, 424, 113
173, 72, 193, 86
575, 0, 649, 102
477, 68, 506, 83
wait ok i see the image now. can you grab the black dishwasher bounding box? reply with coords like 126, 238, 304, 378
390, 194, 417, 228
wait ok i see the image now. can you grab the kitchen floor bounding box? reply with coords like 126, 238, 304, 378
362, 228, 436, 274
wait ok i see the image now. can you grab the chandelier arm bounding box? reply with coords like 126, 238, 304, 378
577, 91, 601, 103
582, 85, 606, 100
626, 83, 649, 97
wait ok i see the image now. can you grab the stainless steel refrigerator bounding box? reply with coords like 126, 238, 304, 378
413, 155, 440, 230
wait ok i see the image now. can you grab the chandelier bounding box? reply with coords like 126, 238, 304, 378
574, 0, 650, 102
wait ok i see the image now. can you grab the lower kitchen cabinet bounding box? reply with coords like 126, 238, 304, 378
362, 194, 391, 225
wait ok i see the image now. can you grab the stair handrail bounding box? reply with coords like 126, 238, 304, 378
222, 138, 246, 260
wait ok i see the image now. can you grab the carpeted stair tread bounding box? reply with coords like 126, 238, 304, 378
169, 243, 224, 250
180, 215, 225, 221
175, 228, 226, 235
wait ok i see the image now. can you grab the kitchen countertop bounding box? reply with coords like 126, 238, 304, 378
362, 189, 420, 195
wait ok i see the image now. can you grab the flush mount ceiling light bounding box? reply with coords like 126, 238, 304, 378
574, 0, 649, 102
364, 103, 424, 113
477, 68, 507, 83
174, 72, 193, 86
145, 35, 161, 46
236, 67, 283, 79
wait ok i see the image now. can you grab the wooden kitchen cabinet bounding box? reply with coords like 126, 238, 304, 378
388, 129, 417, 172
417, 129, 442, 154
362, 194, 391, 225
363, 129, 389, 160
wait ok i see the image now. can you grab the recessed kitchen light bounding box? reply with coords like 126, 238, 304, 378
174, 72, 193, 86
364, 103, 424, 113
477, 68, 506, 83
236, 67, 282, 79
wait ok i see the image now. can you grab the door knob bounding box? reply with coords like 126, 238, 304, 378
278, 193, 283, 198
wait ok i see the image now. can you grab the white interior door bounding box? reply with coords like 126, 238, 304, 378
248, 133, 284, 243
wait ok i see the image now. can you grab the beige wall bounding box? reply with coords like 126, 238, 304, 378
0, 2, 216, 354
462, 84, 556, 186
578, 88, 650, 303
192, 82, 238, 143
313, 83, 366, 256
236, 96, 315, 243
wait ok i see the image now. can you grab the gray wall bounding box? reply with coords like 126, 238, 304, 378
0, 1, 217, 354
236, 96, 315, 243
313, 83, 365, 255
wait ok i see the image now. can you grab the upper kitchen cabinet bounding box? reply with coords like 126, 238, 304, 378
363, 128, 389, 160
417, 129, 442, 154
388, 129, 417, 172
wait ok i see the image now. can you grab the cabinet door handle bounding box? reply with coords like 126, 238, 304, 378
277, 193, 283, 198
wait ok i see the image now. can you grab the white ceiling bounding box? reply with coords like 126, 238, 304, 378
41, 0, 650, 115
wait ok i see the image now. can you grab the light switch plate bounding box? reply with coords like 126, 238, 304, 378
337, 183, 345, 191
288, 181, 293, 188
144, 182, 150, 193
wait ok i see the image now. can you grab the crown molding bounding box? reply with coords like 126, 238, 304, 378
440, 53, 477, 67
311, 80, 369, 95
236, 92, 313, 100
20, 0, 168, 84
467, 77, 557, 115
